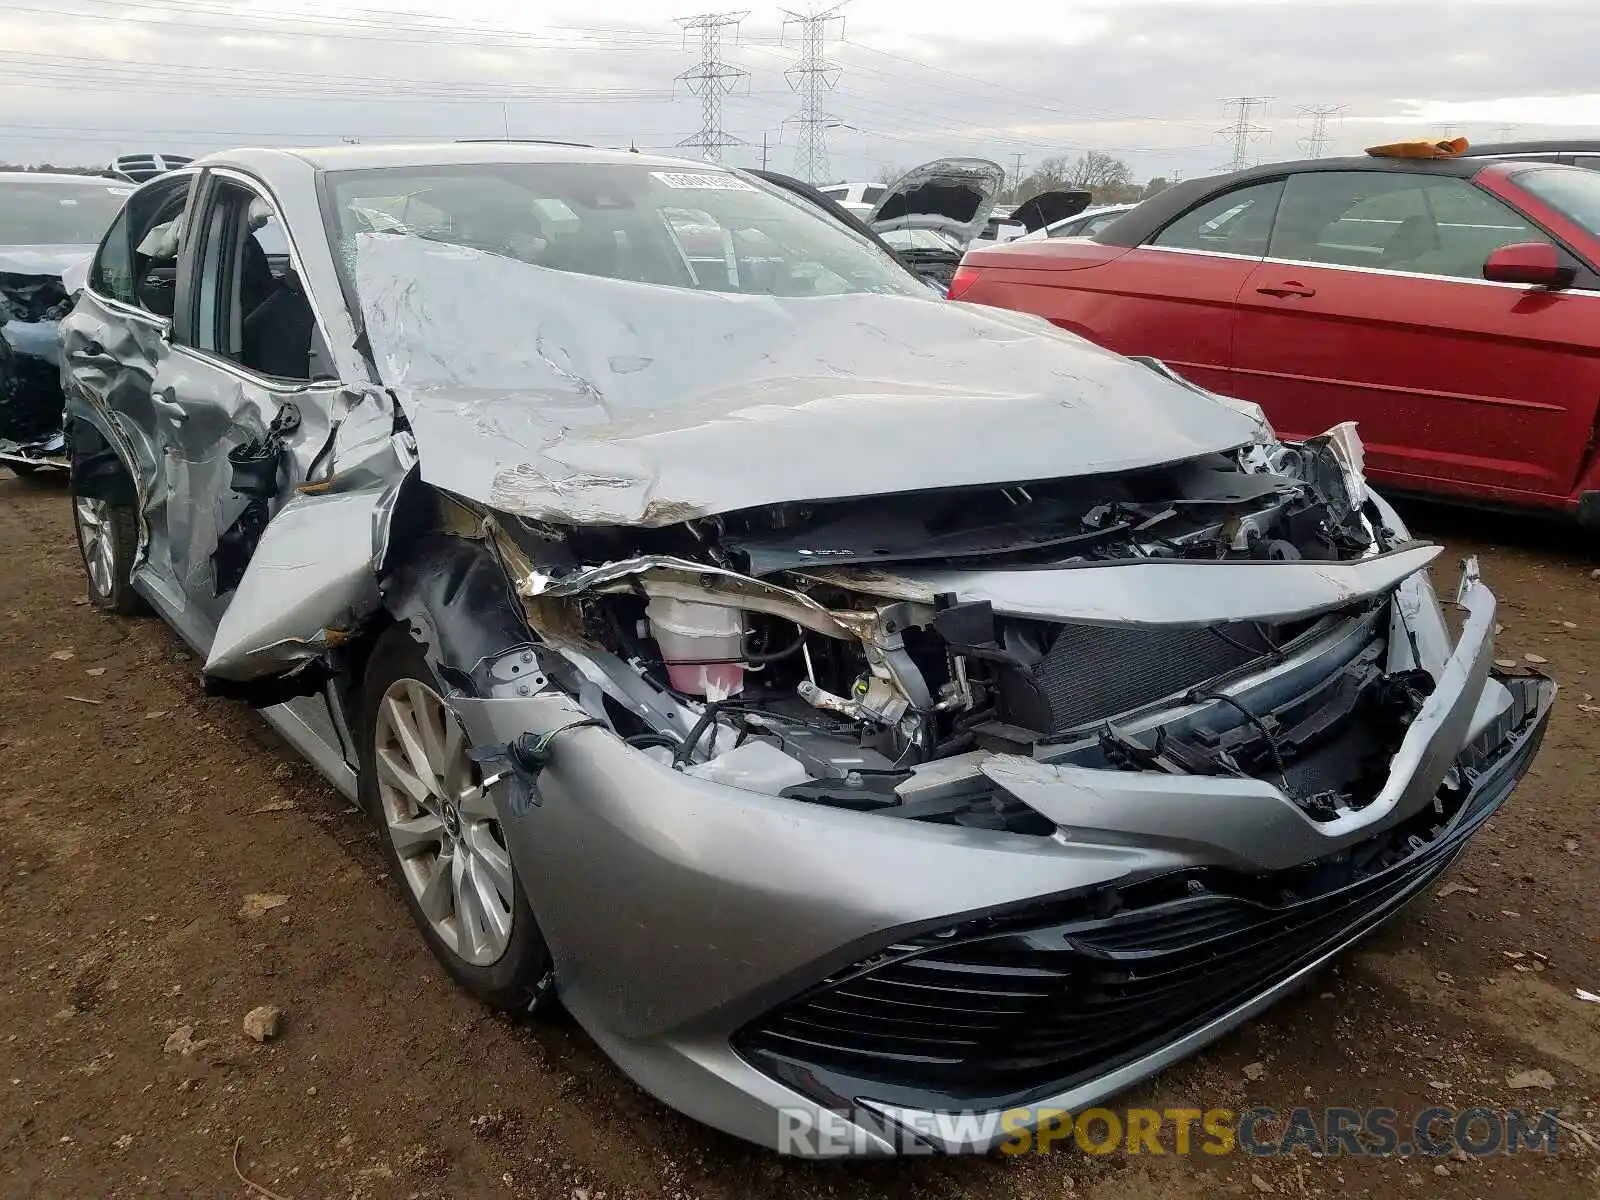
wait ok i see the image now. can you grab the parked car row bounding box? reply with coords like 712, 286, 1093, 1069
26, 139, 1551, 1157
817, 159, 1089, 286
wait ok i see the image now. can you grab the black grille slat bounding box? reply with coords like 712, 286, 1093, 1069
819, 988, 1026, 1021
757, 1028, 967, 1066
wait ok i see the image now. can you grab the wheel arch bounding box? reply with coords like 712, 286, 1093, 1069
64, 408, 139, 508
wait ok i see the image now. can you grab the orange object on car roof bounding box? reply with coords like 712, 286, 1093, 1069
1365, 136, 1470, 159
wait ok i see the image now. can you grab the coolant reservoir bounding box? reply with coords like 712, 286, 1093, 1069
646, 597, 745, 699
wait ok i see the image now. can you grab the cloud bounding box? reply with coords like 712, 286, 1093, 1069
0, 0, 1592, 182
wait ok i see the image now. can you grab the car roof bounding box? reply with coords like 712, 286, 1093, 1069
1096, 152, 1498, 247
1461, 139, 1600, 157
190, 142, 735, 178
0, 171, 121, 186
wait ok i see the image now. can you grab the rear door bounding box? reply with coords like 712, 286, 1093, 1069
60, 169, 198, 599
1231, 169, 1600, 505
151, 168, 340, 637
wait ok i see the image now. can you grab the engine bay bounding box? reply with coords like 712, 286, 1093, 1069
481, 425, 1439, 828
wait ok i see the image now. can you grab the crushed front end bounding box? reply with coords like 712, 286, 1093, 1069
420, 420, 1552, 1157
0, 270, 76, 471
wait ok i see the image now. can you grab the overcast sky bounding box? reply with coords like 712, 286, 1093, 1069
0, 0, 1595, 183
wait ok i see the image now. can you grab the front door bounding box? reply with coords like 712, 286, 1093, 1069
1069, 178, 1285, 395
1230, 169, 1600, 505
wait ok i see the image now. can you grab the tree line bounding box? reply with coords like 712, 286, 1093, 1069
1011, 151, 1171, 205
872, 151, 1171, 206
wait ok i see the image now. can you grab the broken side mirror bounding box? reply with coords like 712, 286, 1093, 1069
1483, 242, 1575, 289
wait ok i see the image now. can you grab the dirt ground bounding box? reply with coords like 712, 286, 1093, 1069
0, 469, 1597, 1200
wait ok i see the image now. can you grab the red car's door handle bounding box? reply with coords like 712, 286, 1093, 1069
1255, 281, 1317, 298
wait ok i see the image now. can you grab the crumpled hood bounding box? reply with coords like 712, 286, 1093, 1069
355, 235, 1262, 527
0, 243, 95, 278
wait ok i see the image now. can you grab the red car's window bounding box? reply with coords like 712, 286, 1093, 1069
1514, 166, 1600, 240
1151, 180, 1284, 256
1268, 171, 1548, 279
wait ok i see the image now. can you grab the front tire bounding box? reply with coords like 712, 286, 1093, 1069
70, 486, 143, 614
359, 623, 552, 1012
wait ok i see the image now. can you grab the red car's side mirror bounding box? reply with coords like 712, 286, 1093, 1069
1483, 242, 1576, 289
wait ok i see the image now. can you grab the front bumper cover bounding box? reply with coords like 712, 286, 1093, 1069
742, 672, 1553, 1154
452, 564, 1551, 1156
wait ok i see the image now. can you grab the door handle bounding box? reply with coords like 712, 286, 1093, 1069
1255, 281, 1317, 298
152, 388, 188, 423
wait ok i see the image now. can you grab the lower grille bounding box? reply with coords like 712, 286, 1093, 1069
738, 677, 1551, 1113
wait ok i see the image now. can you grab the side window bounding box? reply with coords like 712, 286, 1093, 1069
861, 185, 886, 206
1571, 155, 1600, 174
183, 178, 323, 382
1083, 212, 1123, 237
89, 174, 193, 312
1269, 171, 1550, 278
90, 207, 135, 304
1152, 180, 1284, 256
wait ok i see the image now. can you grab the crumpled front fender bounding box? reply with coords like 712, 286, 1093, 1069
200, 398, 411, 690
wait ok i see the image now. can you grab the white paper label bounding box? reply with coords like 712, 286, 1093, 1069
651, 171, 757, 192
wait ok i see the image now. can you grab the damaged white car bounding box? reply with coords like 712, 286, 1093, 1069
60, 144, 1552, 1157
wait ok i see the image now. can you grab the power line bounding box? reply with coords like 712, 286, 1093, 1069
4, 0, 721, 55
0, 48, 689, 103
673, 11, 750, 162
781, 3, 847, 183
1217, 96, 1272, 173
1297, 103, 1346, 159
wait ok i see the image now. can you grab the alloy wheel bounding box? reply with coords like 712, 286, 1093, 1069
74, 495, 116, 599
373, 678, 515, 966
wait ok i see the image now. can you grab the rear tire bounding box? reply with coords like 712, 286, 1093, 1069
69, 483, 143, 615
359, 623, 552, 1012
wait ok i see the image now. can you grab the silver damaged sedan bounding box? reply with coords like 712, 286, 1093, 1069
58, 143, 1553, 1157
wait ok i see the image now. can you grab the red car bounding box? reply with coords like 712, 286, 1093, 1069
951, 153, 1600, 523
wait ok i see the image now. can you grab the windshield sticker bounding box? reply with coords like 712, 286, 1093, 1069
651, 171, 758, 192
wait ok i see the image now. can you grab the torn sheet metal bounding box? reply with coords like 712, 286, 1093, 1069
353, 235, 1263, 527
203, 486, 385, 681
984, 561, 1502, 868
799, 543, 1443, 627
201, 392, 405, 683
524, 554, 866, 642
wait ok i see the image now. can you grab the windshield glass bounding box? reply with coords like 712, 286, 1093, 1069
1515, 166, 1600, 238
322, 160, 921, 301
880, 228, 958, 252
0, 179, 131, 245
